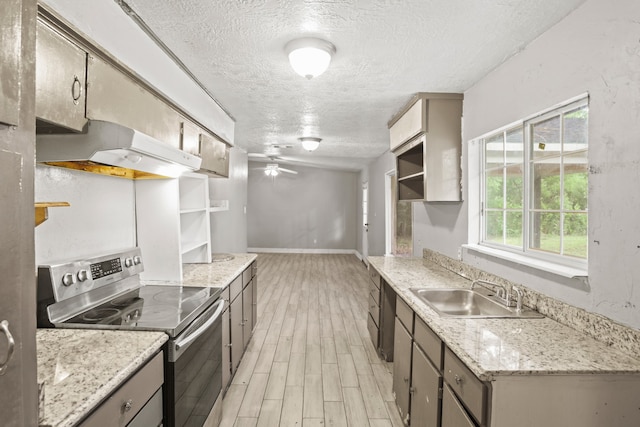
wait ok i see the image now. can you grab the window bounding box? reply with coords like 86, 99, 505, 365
481, 97, 588, 267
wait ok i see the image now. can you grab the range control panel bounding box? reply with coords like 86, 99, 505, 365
37, 248, 144, 303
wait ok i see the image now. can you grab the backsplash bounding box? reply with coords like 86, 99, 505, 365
423, 249, 640, 358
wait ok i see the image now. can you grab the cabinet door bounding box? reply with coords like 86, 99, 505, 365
392, 319, 412, 425
230, 295, 244, 373
411, 343, 442, 427
200, 133, 230, 177
442, 384, 476, 427
87, 56, 182, 148
242, 281, 253, 349
0, 0, 21, 126
251, 276, 257, 330
222, 306, 231, 391
36, 19, 87, 132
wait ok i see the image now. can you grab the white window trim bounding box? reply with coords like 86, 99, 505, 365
467, 93, 589, 279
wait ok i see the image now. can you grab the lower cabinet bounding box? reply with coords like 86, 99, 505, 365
80, 351, 164, 427
223, 261, 258, 393
221, 288, 231, 392
393, 318, 412, 425
442, 383, 476, 427
411, 343, 442, 427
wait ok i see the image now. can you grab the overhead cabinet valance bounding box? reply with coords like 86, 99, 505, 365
388, 93, 463, 202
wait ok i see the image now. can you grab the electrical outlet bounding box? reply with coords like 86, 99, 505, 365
457, 247, 462, 260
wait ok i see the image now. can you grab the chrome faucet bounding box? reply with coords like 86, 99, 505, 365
511, 286, 524, 312
471, 279, 512, 307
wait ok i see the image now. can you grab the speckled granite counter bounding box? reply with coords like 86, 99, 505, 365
368, 256, 640, 381
183, 253, 257, 288
37, 329, 167, 427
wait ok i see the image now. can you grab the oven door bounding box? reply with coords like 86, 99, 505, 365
165, 298, 224, 427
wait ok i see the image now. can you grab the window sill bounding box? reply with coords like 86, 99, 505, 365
462, 244, 588, 279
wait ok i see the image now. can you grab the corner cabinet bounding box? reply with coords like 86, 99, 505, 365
389, 93, 463, 202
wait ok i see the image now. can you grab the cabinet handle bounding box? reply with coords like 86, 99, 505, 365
454, 374, 464, 385
122, 399, 133, 413
0, 320, 15, 376
71, 75, 82, 105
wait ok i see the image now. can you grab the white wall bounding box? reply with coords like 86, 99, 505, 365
34, 165, 136, 264
247, 162, 358, 251
442, 0, 640, 328
209, 148, 248, 253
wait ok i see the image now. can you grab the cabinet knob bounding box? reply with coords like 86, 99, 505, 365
454, 374, 464, 385
122, 399, 133, 413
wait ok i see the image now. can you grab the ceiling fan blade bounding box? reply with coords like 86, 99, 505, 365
248, 153, 269, 158
279, 167, 298, 175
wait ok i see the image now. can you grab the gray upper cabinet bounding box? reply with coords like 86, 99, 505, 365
389, 93, 463, 202
200, 132, 230, 178
35, 19, 88, 132
0, 0, 22, 126
87, 56, 182, 148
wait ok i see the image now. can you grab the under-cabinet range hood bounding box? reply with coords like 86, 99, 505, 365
36, 120, 202, 179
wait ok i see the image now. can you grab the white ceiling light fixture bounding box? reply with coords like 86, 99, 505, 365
264, 164, 280, 176
285, 37, 336, 79
299, 137, 321, 152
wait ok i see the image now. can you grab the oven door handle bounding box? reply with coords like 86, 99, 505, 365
174, 299, 224, 352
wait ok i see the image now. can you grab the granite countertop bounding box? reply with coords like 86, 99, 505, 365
182, 253, 257, 288
37, 329, 167, 427
368, 256, 640, 381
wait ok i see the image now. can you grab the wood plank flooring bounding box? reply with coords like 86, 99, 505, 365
220, 253, 402, 427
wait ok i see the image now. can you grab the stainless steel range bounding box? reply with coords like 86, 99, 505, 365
37, 248, 224, 427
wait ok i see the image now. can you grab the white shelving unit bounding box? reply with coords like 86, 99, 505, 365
136, 172, 211, 281
179, 172, 212, 264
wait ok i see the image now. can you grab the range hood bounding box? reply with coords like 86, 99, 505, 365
36, 120, 202, 179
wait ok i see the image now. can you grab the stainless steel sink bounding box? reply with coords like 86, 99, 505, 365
409, 288, 544, 319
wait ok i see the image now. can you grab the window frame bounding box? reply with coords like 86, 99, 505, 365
479, 96, 589, 271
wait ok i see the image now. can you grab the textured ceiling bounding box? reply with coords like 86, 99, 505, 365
123, 0, 585, 170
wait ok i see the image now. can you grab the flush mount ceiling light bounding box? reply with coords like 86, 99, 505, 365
299, 137, 321, 152
285, 37, 336, 79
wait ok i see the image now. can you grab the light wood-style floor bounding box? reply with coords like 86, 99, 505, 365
220, 253, 403, 427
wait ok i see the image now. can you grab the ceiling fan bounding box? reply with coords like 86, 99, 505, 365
253, 163, 298, 177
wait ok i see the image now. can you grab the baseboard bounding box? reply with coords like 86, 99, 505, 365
248, 247, 359, 255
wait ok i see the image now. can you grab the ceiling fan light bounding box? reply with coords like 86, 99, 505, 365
285, 38, 335, 79
299, 137, 321, 152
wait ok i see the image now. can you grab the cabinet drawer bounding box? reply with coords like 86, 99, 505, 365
251, 261, 258, 278
229, 275, 242, 303
443, 347, 486, 425
369, 267, 381, 289
367, 314, 379, 348
80, 351, 163, 427
414, 316, 443, 369
442, 383, 477, 427
369, 280, 380, 305
242, 266, 251, 288
396, 297, 414, 333
368, 293, 380, 327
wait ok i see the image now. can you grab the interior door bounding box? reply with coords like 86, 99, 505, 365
362, 182, 369, 263
1, 1, 37, 425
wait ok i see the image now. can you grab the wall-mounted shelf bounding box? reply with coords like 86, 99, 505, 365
35, 202, 69, 227
209, 200, 229, 212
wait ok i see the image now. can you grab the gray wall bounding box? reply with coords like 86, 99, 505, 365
366, 151, 395, 256
411, 0, 640, 328
247, 162, 358, 250
209, 147, 248, 253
